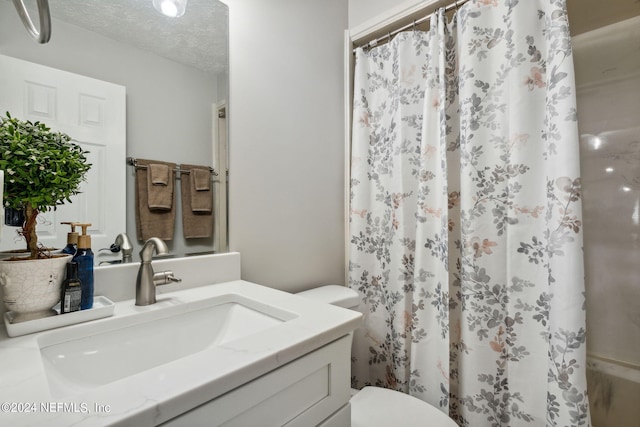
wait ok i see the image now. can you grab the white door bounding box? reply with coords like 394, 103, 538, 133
0, 54, 126, 264
213, 102, 228, 253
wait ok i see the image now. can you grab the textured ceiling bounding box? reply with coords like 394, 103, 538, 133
40, 0, 640, 76
48, 0, 228, 75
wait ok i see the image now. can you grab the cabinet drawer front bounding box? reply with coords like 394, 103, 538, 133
164, 335, 351, 426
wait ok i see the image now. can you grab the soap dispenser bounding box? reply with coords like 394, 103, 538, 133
73, 223, 94, 310
61, 222, 79, 255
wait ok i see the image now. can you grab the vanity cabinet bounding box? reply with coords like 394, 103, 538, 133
162, 335, 352, 426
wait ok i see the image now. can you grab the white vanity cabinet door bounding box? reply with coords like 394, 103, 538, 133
163, 335, 352, 427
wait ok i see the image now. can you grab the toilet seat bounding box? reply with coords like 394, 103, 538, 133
350, 387, 458, 427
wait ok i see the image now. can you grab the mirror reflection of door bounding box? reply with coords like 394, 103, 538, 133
214, 103, 228, 253
0, 55, 126, 262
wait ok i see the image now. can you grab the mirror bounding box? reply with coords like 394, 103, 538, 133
0, 0, 229, 265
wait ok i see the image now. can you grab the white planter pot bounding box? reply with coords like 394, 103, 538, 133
0, 254, 73, 323
0, 248, 61, 260
0, 250, 31, 260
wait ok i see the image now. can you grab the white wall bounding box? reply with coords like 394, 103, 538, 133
226, 0, 347, 292
569, 16, 640, 427
349, 0, 414, 28
0, 2, 219, 259
573, 15, 640, 368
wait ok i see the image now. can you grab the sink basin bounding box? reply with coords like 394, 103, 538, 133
37, 294, 296, 397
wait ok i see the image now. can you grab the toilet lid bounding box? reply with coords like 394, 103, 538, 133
351, 387, 458, 427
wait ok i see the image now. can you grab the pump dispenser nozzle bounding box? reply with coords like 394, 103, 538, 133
61, 222, 79, 244
61, 222, 80, 255
76, 223, 92, 249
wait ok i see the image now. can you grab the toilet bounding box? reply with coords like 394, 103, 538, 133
297, 285, 458, 427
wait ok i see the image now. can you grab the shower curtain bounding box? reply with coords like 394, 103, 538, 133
349, 1, 590, 426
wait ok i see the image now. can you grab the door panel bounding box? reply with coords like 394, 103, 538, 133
0, 54, 126, 263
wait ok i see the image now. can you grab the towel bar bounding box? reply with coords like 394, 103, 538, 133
127, 157, 218, 176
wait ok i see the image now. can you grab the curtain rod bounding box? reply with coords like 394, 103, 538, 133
353, 0, 471, 52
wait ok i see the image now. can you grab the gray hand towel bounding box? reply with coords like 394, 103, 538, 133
147, 163, 173, 210
192, 168, 211, 191
190, 168, 212, 212
149, 163, 169, 185
135, 159, 176, 241
181, 164, 213, 239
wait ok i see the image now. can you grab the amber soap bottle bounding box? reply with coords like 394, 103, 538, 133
60, 262, 82, 314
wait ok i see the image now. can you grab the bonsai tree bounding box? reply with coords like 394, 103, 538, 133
0, 112, 91, 259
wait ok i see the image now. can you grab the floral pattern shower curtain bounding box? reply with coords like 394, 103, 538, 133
349, 0, 590, 425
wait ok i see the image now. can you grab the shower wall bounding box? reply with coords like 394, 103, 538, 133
573, 15, 640, 427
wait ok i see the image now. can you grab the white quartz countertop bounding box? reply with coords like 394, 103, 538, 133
0, 280, 362, 426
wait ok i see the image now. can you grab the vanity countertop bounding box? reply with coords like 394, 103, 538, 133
0, 280, 362, 426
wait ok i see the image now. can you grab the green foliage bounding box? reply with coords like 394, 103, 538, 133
0, 112, 91, 213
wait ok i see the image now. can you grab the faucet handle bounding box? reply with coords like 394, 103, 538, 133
99, 243, 121, 253
153, 270, 182, 286
167, 274, 182, 283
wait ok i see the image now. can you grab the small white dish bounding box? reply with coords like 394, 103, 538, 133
3, 296, 115, 337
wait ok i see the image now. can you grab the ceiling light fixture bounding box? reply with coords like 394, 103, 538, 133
152, 0, 188, 18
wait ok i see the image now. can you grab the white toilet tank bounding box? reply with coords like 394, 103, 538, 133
297, 285, 360, 310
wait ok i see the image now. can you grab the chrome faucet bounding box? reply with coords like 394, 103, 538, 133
115, 233, 134, 263
99, 232, 134, 264
135, 237, 181, 306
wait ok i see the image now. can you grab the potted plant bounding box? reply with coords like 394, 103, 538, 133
0, 112, 91, 322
